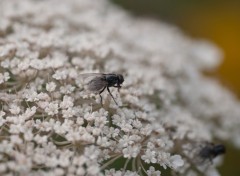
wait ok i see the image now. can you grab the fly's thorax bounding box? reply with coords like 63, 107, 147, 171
199, 146, 213, 158
105, 74, 120, 87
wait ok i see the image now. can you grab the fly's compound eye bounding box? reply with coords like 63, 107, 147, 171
118, 74, 124, 84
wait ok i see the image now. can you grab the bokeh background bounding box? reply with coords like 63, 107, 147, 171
111, 0, 240, 175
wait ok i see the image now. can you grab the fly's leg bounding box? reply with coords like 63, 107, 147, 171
99, 86, 106, 106
113, 85, 121, 92
107, 87, 118, 106
113, 85, 121, 88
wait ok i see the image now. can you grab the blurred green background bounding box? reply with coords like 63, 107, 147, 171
111, 0, 240, 175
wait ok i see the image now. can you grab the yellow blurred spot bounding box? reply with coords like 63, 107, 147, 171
178, 5, 240, 95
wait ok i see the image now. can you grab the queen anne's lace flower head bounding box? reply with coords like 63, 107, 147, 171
0, 0, 239, 175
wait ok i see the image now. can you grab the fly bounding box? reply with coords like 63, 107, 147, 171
199, 143, 226, 163
80, 73, 124, 106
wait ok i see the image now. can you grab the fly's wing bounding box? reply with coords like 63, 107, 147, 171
79, 73, 107, 93
87, 76, 108, 92
190, 142, 214, 166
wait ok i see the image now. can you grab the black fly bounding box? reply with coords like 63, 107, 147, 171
199, 143, 226, 163
180, 142, 226, 175
80, 73, 124, 106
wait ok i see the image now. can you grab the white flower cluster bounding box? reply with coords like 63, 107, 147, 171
0, 0, 239, 175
